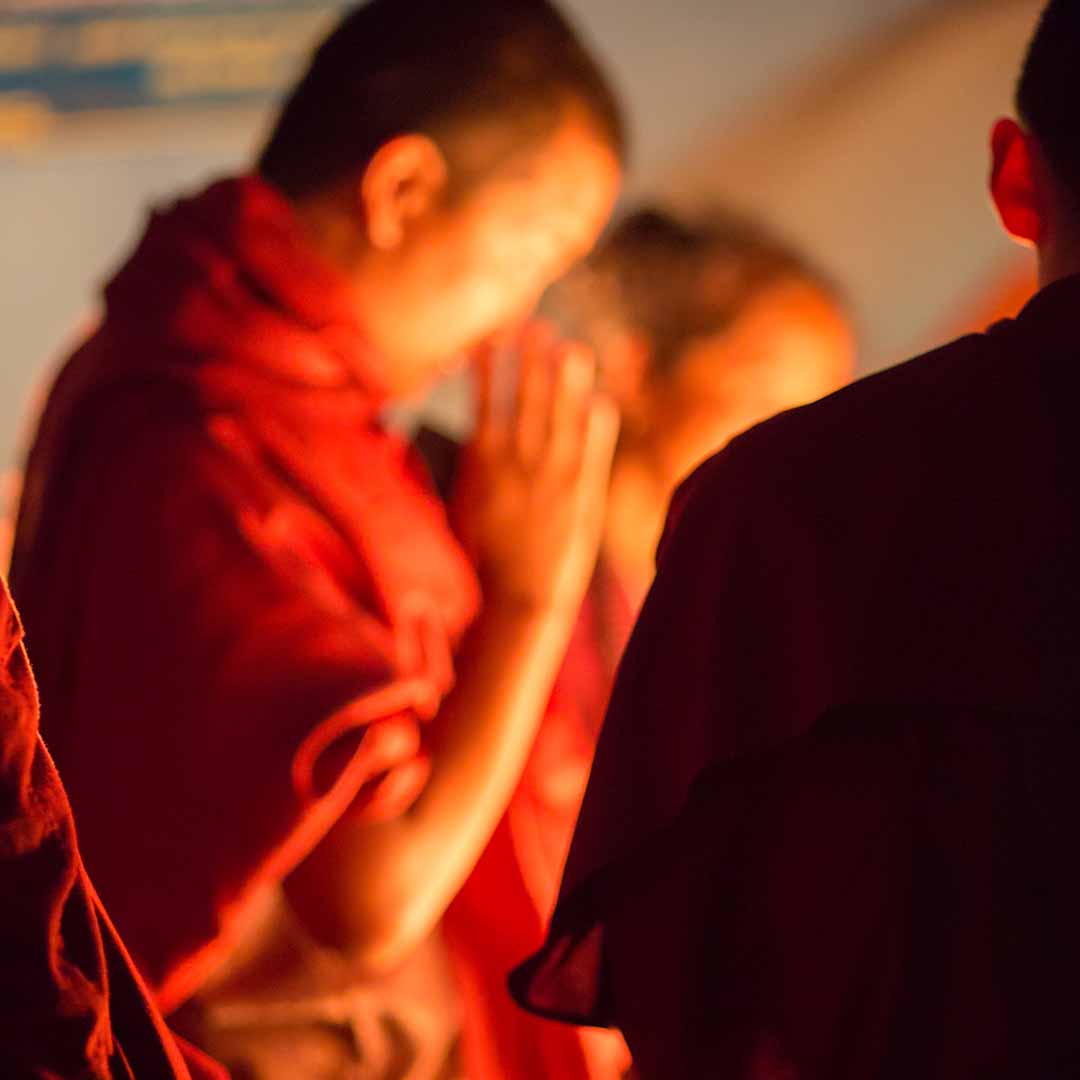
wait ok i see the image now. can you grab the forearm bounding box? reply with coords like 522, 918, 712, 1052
286, 332, 617, 968
284, 597, 576, 969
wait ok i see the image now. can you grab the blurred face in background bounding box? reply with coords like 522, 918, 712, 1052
540, 228, 856, 597
639, 279, 855, 488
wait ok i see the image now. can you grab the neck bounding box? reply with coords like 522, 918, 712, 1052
1038, 243, 1080, 289
1035, 180, 1080, 288
602, 442, 672, 608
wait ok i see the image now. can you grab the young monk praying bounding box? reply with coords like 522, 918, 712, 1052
442, 208, 853, 1080
512, 3, 1080, 1076
9, 2, 622, 1076
0, 574, 225, 1079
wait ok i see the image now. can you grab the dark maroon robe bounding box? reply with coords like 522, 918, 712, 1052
513, 274, 1080, 1077
0, 575, 225, 1079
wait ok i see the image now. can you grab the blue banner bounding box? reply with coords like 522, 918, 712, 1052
0, 2, 350, 116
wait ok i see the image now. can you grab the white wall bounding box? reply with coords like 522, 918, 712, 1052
658, 0, 1044, 372
0, 0, 1027, 469
565, 0, 936, 194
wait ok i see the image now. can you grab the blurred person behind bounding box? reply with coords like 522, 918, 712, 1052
8, 1, 623, 1077
545, 207, 855, 610
513, 2, 1080, 1076
442, 206, 853, 1079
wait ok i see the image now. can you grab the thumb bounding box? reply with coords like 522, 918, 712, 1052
579, 394, 620, 491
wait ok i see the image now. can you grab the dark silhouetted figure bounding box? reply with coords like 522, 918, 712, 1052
512, 3, 1080, 1076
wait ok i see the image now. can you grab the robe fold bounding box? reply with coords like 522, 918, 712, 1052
10, 175, 481, 1015
0, 574, 224, 1079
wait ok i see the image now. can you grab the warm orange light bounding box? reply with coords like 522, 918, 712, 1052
938, 262, 1037, 341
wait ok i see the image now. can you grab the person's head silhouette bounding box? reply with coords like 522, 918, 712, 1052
992, 0, 1080, 288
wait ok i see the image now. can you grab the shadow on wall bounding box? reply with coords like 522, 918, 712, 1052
658, 0, 1044, 374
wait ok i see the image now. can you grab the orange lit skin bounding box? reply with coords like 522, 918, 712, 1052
646, 281, 855, 488
283, 113, 622, 973
602, 282, 855, 604
292, 106, 622, 396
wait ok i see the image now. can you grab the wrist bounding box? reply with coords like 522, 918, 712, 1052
481, 582, 579, 627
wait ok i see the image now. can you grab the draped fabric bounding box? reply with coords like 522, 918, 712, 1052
513, 275, 1080, 1072
10, 176, 481, 1014
444, 566, 634, 1080
0, 575, 222, 1079
531, 704, 1080, 1079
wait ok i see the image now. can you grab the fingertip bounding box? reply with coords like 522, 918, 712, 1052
592, 392, 621, 439
596, 390, 622, 442
520, 319, 559, 357
558, 343, 597, 394
525, 316, 558, 340
469, 338, 496, 374
486, 320, 523, 352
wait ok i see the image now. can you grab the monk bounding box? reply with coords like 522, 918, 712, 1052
0, 575, 225, 1079
512, 2, 1080, 1076
10, 1, 622, 1076
443, 207, 853, 1079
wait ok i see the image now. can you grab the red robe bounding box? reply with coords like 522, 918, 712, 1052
445, 566, 634, 1080
0, 575, 223, 1079
384, 428, 634, 1078
512, 275, 1080, 1076
10, 176, 480, 1014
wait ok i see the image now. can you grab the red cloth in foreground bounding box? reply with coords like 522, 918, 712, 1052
0, 575, 223, 1079
512, 275, 1080, 1073
445, 567, 634, 1080
10, 176, 480, 1013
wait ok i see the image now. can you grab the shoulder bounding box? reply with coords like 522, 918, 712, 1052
661, 330, 998, 553
18, 366, 259, 578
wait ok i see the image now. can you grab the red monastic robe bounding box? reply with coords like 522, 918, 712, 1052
446, 566, 634, 1080
0, 575, 224, 1079
513, 276, 1080, 1077
10, 177, 480, 1015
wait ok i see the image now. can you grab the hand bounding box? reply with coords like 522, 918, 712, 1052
452, 322, 619, 618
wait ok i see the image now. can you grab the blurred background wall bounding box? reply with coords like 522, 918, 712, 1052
0, 0, 1045, 478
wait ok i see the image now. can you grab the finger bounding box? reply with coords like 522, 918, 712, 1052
470, 339, 500, 449
575, 392, 620, 506
542, 343, 597, 481
487, 312, 531, 352
513, 321, 557, 466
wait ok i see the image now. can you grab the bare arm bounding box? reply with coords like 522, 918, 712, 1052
284, 327, 618, 971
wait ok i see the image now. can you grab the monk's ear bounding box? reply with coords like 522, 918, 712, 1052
990, 117, 1043, 247
359, 134, 449, 251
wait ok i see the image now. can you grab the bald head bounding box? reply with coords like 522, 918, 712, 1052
259, 0, 626, 202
